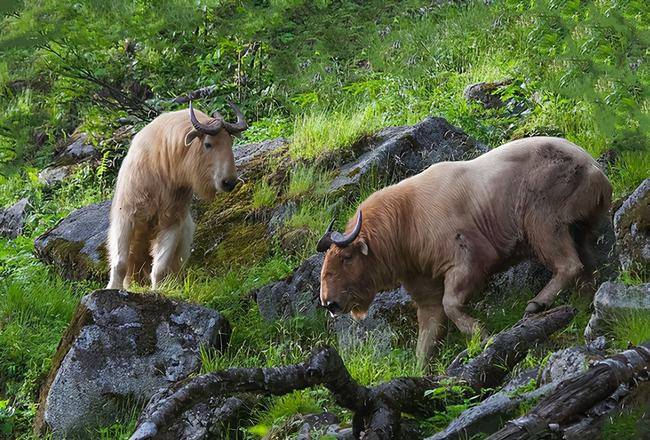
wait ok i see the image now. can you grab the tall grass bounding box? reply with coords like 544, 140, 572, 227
290, 104, 385, 159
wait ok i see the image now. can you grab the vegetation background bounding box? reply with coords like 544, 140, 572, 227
0, 0, 648, 438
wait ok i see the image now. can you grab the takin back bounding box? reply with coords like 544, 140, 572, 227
317, 136, 612, 363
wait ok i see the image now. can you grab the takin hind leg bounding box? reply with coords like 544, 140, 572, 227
169, 213, 195, 274
526, 225, 583, 314
124, 225, 152, 288
151, 224, 181, 289
107, 213, 135, 290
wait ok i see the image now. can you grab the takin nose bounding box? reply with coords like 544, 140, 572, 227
324, 301, 342, 314
221, 178, 237, 192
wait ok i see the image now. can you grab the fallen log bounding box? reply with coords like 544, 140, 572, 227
487, 341, 650, 440
130, 306, 576, 440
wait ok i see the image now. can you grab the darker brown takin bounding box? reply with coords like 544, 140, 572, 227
318, 136, 612, 363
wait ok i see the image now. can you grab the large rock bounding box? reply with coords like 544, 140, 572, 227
330, 288, 417, 352
54, 133, 98, 166
34, 289, 230, 438
0, 198, 29, 239
538, 342, 604, 386
613, 178, 649, 274
34, 200, 111, 280
255, 253, 324, 321
38, 164, 76, 186
584, 281, 650, 341
329, 117, 488, 194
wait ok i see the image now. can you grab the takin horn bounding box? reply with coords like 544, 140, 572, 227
188, 101, 224, 135
316, 211, 362, 252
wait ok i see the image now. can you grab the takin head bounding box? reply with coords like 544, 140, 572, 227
184, 101, 248, 198
317, 211, 380, 320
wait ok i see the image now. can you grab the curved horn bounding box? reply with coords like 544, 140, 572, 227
331, 210, 362, 248
316, 218, 336, 253
221, 102, 248, 134
188, 101, 223, 135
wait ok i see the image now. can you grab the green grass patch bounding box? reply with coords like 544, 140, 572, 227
286, 165, 331, 199
290, 104, 385, 160
251, 181, 277, 209
608, 310, 650, 350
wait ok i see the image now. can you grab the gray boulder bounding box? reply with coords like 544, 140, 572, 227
329, 117, 487, 194
330, 288, 417, 353
255, 253, 324, 321
614, 178, 649, 274
38, 164, 76, 186
34, 289, 230, 438
262, 412, 351, 440
584, 281, 650, 341
463, 80, 513, 109
34, 200, 111, 280
54, 133, 98, 166
0, 198, 29, 239
539, 344, 604, 386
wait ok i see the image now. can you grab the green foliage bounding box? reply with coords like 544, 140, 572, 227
608, 310, 650, 350
251, 181, 277, 209
290, 105, 385, 159
287, 165, 331, 199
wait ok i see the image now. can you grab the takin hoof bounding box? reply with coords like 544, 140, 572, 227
524, 300, 549, 315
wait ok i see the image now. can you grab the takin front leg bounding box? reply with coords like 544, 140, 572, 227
151, 224, 181, 289
442, 266, 486, 338
107, 213, 135, 290
526, 225, 584, 314
404, 279, 446, 365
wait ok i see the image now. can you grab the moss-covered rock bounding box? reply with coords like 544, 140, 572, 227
34, 289, 230, 438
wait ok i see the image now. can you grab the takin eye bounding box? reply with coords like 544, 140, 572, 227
204, 142, 213, 149
341, 254, 353, 263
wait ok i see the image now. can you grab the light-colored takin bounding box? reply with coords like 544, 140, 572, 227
317, 137, 612, 362
106, 102, 248, 290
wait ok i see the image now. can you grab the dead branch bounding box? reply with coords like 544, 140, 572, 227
130, 306, 576, 440
487, 341, 650, 440
170, 86, 218, 105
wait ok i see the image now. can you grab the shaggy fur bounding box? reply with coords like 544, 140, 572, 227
320, 137, 612, 362
107, 108, 237, 289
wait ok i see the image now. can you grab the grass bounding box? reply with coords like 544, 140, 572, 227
251, 181, 277, 209
609, 310, 650, 350
290, 104, 386, 160
286, 165, 331, 199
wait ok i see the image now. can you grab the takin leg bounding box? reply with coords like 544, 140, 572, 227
526, 225, 584, 314
124, 224, 152, 288
151, 224, 181, 289
442, 266, 486, 337
107, 213, 135, 290
169, 213, 195, 274
404, 279, 446, 365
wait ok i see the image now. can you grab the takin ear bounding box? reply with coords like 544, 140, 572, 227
184, 130, 203, 147
358, 239, 369, 256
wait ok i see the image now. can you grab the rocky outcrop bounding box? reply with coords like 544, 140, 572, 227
613, 178, 649, 274
35, 289, 230, 438
330, 288, 417, 352
463, 80, 513, 109
539, 343, 605, 386
54, 133, 98, 166
34, 200, 111, 280
255, 253, 324, 321
38, 164, 76, 186
0, 198, 29, 239
328, 117, 488, 194
584, 281, 650, 341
